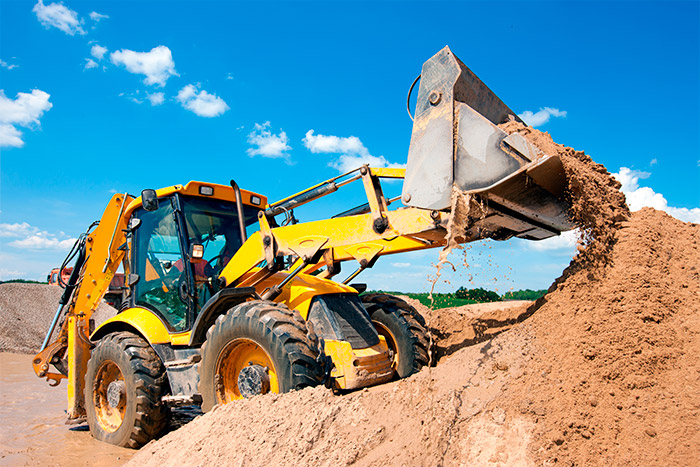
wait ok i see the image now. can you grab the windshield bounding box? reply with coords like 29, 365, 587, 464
181, 195, 261, 309
181, 195, 260, 268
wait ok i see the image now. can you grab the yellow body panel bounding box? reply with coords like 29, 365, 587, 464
92, 307, 179, 345
66, 315, 90, 418
369, 167, 405, 178
324, 338, 394, 390
240, 270, 356, 319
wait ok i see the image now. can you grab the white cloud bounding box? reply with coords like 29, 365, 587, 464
0, 222, 76, 250
226, 73, 234, 80
147, 92, 165, 106
0, 222, 37, 238
613, 167, 700, 223
33, 0, 85, 36
0, 268, 27, 280
391, 262, 412, 268
246, 122, 292, 159
518, 107, 567, 127
649, 158, 658, 166
176, 84, 228, 117
89, 11, 109, 22
0, 59, 18, 70
0, 89, 53, 148
84, 58, 98, 69
0, 124, 24, 148
302, 130, 404, 173
0, 89, 53, 126
119, 90, 145, 104
91, 44, 108, 60
303, 131, 368, 156
110, 46, 177, 87
527, 229, 580, 251
10, 236, 76, 250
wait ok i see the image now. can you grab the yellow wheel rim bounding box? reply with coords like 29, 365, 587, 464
373, 321, 400, 371
215, 339, 279, 403
93, 360, 126, 433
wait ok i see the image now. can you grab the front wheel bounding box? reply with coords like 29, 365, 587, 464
84, 332, 170, 448
361, 293, 430, 378
198, 300, 326, 412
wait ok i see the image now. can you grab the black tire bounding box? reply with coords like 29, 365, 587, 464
199, 300, 326, 412
361, 293, 429, 378
84, 331, 170, 448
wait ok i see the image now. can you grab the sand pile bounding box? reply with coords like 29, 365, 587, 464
129, 124, 698, 465
500, 207, 700, 465
401, 297, 533, 362
0, 283, 116, 354
129, 209, 699, 467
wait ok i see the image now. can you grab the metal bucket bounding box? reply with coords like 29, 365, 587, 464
402, 46, 572, 240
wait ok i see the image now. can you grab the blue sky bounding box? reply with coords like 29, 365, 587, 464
1, 0, 698, 293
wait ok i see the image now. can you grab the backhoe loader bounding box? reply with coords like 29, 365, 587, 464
32, 46, 572, 448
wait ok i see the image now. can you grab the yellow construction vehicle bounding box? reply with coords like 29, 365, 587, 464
32, 46, 572, 448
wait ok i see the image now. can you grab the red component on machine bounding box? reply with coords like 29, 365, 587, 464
47, 268, 73, 287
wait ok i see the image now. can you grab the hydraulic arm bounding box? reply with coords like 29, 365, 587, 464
33, 193, 133, 417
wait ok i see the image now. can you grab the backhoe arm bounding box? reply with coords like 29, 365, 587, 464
33, 193, 134, 419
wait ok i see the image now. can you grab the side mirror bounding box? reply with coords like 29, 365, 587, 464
141, 189, 159, 212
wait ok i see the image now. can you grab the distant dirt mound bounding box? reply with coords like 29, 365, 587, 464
0, 283, 116, 354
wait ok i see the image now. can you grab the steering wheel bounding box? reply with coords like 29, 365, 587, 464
208, 253, 228, 276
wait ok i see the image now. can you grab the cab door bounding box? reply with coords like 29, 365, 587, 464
130, 198, 193, 332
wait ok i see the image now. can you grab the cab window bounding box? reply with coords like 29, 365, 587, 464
132, 201, 189, 331
180, 196, 260, 309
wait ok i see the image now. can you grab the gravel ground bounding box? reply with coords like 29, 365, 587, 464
0, 283, 116, 354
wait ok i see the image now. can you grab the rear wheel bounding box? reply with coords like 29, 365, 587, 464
361, 293, 430, 378
84, 332, 170, 448
199, 300, 326, 412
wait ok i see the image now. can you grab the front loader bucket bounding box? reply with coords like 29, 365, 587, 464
402, 46, 572, 240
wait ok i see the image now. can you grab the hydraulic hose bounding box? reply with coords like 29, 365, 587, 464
41, 221, 97, 351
